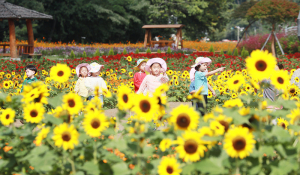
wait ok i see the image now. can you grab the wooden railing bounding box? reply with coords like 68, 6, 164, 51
0, 44, 33, 57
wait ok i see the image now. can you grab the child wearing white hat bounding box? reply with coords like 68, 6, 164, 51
85, 62, 107, 105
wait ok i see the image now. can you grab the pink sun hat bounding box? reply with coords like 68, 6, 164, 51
145, 58, 167, 73
76, 63, 91, 77
193, 57, 212, 67
191, 57, 205, 68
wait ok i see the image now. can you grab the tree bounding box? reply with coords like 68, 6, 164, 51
246, 0, 300, 56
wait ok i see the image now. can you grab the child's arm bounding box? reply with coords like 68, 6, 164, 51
208, 83, 216, 96
136, 76, 148, 94
160, 74, 169, 83
100, 79, 108, 91
134, 73, 142, 89
74, 80, 80, 94
205, 67, 225, 77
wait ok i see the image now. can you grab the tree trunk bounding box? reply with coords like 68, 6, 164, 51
271, 23, 276, 56
8, 19, 17, 58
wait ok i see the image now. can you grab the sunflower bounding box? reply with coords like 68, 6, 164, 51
159, 138, 172, 152
291, 96, 300, 102
23, 103, 44, 123
158, 157, 182, 175
0, 108, 15, 126
198, 126, 216, 148
121, 69, 126, 73
127, 56, 132, 62
208, 91, 213, 98
117, 85, 134, 110
63, 93, 83, 115
131, 94, 159, 122
226, 74, 245, 91
35, 127, 50, 146
54, 106, 73, 122
295, 77, 299, 83
6, 73, 11, 79
174, 80, 179, 86
52, 123, 79, 150
83, 110, 109, 137
287, 108, 300, 125
223, 126, 256, 159
210, 120, 225, 136
175, 131, 207, 162
71, 69, 76, 74
3, 81, 10, 89
287, 84, 298, 96
128, 72, 133, 77
169, 105, 199, 131
215, 115, 232, 132
106, 72, 110, 76
50, 64, 71, 83
270, 70, 290, 91
231, 93, 237, 99
277, 117, 289, 130
245, 50, 276, 81
169, 80, 173, 86
102, 88, 112, 98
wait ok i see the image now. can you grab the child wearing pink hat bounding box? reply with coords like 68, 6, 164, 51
74, 63, 91, 98
137, 58, 169, 96
194, 57, 225, 116
85, 62, 107, 104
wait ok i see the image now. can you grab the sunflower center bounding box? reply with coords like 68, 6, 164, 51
91, 118, 101, 129
166, 166, 174, 174
233, 80, 239, 84
277, 77, 284, 84
122, 94, 128, 103
140, 100, 151, 113
68, 99, 76, 108
184, 139, 198, 154
232, 136, 246, 151
62, 132, 71, 142
281, 123, 286, 129
290, 89, 295, 94
157, 97, 162, 105
30, 110, 38, 118
219, 120, 229, 132
5, 114, 9, 119
57, 71, 64, 77
176, 114, 191, 128
255, 60, 267, 71
5, 83, 8, 86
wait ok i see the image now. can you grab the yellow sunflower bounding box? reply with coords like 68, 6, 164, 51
0, 108, 15, 126
169, 105, 199, 131
3, 81, 10, 89
83, 110, 109, 137
71, 69, 76, 74
287, 84, 298, 96
127, 56, 132, 62
62, 93, 83, 115
117, 85, 134, 110
131, 94, 159, 122
210, 120, 225, 136
159, 138, 172, 152
277, 117, 289, 130
23, 103, 44, 123
223, 126, 256, 159
287, 108, 300, 125
295, 77, 299, 83
35, 127, 50, 146
128, 72, 133, 77
175, 131, 207, 162
226, 74, 245, 91
102, 88, 112, 98
245, 50, 276, 81
50, 63, 71, 83
158, 157, 182, 175
270, 70, 290, 90
52, 123, 79, 150
167, 70, 173, 75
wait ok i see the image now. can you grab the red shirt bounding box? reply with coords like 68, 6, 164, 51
134, 72, 147, 92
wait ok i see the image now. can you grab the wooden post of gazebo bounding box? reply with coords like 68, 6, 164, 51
8, 19, 17, 58
0, 0, 52, 58
26, 19, 34, 54
142, 24, 185, 49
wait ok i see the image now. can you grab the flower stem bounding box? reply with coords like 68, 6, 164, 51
235, 158, 240, 175
93, 139, 98, 163
69, 151, 76, 174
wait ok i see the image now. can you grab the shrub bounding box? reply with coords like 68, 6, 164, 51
135, 48, 139, 54
94, 49, 101, 57
209, 45, 215, 54
108, 48, 114, 56
123, 48, 128, 54
233, 48, 238, 56
82, 51, 87, 58
157, 49, 161, 54
227, 49, 232, 56
220, 49, 224, 55
70, 50, 75, 59
167, 47, 172, 54
146, 48, 151, 54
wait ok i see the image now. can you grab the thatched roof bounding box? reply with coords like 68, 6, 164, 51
0, 0, 52, 19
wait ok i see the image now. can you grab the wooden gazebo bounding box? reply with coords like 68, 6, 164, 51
0, 0, 53, 58
142, 24, 184, 49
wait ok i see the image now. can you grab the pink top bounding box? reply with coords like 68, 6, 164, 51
137, 74, 169, 96
134, 72, 147, 92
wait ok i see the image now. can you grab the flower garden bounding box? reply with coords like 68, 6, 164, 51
2, 49, 300, 175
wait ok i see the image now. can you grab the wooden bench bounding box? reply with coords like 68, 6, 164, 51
151, 40, 175, 47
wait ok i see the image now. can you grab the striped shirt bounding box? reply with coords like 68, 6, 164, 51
262, 79, 277, 101
137, 74, 169, 96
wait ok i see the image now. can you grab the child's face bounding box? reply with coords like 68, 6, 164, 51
25, 69, 35, 78
150, 63, 162, 75
139, 62, 146, 72
199, 63, 208, 72
92, 70, 101, 77
80, 67, 88, 77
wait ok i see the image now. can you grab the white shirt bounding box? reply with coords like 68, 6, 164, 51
85, 77, 108, 96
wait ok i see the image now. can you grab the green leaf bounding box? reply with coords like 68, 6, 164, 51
269, 126, 291, 143
274, 144, 287, 158
48, 93, 65, 108
143, 145, 155, 157
259, 145, 275, 156
111, 162, 130, 175
44, 114, 63, 125
270, 160, 297, 175
195, 157, 227, 174
82, 161, 100, 175
248, 165, 261, 175
75, 171, 85, 175
182, 163, 195, 174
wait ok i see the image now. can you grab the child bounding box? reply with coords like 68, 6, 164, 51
21, 65, 38, 92
190, 57, 205, 82
134, 59, 148, 92
74, 63, 91, 99
85, 62, 107, 105
194, 58, 225, 115
137, 58, 169, 96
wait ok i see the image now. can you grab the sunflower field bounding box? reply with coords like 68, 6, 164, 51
2, 50, 300, 174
